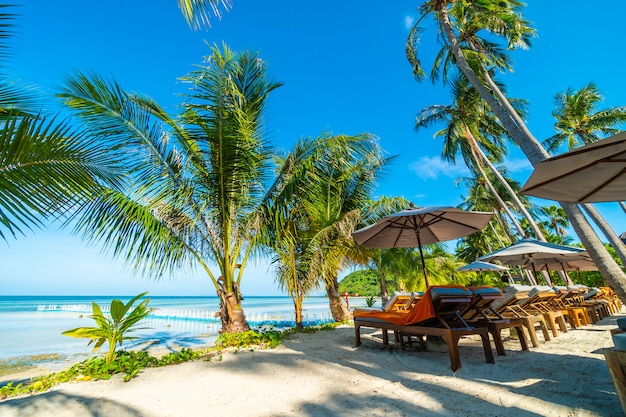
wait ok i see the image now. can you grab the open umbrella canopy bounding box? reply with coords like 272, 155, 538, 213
352, 206, 493, 287
456, 261, 509, 272
351, 206, 493, 249
520, 131, 626, 203
477, 238, 586, 268
521, 253, 597, 272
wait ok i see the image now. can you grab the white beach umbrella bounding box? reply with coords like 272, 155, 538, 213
477, 238, 586, 267
520, 132, 626, 203
352, 206, 493, 287
456, 261, 509, 272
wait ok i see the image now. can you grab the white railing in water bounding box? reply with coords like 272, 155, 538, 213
36, 304, 334, 328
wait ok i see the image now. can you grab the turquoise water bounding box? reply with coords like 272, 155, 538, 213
0, 295, 350, 370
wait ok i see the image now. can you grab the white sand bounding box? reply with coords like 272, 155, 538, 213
1, 310, 624, 417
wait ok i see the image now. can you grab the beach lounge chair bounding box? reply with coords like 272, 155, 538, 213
354, 286, 495, 372
522, 288, 569, 337
492, 286, 551, 348
352, 291, 412, 313
460, 287, 529, 356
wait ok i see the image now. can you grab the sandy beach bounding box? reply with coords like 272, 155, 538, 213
1, 309, 624, 417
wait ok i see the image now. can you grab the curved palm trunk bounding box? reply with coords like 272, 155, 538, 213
326, 276, 352, 322
468, 144, 525, 237
470, 135, 546, 240
437, 1, 626, 302
582, 204, 626, 266
217, 289, 250, 333
620, 201, 626, 215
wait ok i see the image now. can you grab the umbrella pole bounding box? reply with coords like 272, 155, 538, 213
415, 229, 430, 288
531, 261, 539, 284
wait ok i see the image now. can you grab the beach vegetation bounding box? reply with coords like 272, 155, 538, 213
339, 270, 381, 297
58, 44, 281, 334
259, 134, 392, 327
0, 8, 121, 242
62, 292, 154, 365
407, 0, 626, 300
0, 324, 336, 399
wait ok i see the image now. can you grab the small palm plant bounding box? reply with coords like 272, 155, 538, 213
63, 292, 154, 364
365, 296, 377, 307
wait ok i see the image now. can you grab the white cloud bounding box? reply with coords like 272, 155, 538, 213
409, 156, 470, 180
404, 16, 415, 30
502, 157, 533, 173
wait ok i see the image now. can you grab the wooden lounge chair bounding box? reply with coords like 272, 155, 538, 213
460, 287, 529, 356
352, 291, 412, 313
354, 286, 495, 372
523, 289, 569, 337
492, 287, 551, 348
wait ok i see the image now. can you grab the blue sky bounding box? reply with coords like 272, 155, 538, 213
1, 1, 624, 296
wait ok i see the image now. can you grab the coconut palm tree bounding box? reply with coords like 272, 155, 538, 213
545, 83, 626, 260
407, 0, 626, 302
261, 134, 392, 324
415, 73, 547, 240
539, 205, 569, 239
58, 44, 281, 333
545, 83, 626, 152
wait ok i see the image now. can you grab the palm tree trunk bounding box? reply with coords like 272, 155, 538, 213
582, 204, 626, 266
620, 201, 626, 215
326, 277, 352, 322
468, 145, 526, 237
293, 294, 304, 330
471, 135, 546, 240
436, 1, 626, 302
378, 268, 390, 305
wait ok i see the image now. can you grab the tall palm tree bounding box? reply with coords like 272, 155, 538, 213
415, 73, 546, 240
407, 0, 626, 302
58, 44, 281, 333
261, 134, 392, 324
545, 83, 626, 261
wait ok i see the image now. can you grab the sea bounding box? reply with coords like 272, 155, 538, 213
0, 295, 364, 372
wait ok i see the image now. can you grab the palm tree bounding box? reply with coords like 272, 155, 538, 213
415, 73, 546, 240
546, 82, 626, 227
539, 205, 569, 239
177, 0, 232, 30
545, 83, 626, 152
261, 134, 392, 325
0, 7, 117, 241
407, 0, 626, 302
58, 44, 281, 333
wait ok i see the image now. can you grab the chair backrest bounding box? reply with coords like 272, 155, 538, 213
402, 292, 424, 311
460, 287, 504, 321
429, 287, 473, 329
382, 291, 411, 312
